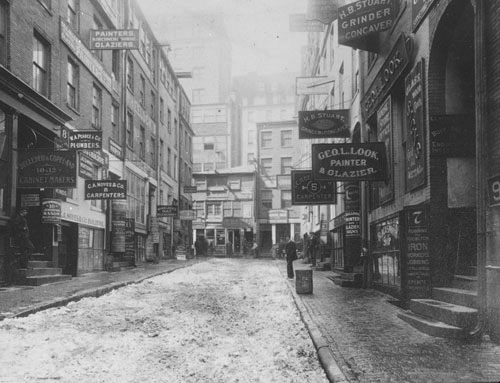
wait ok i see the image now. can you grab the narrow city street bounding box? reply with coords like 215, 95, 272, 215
0, 259, 328, 383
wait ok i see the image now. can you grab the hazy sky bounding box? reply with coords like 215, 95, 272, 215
138, 0, 308, 75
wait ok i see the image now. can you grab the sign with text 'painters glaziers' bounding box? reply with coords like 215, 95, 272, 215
338, 0, 398, 49
17, 150, 77, 189
84, 180, 127, 200
312, 143, 387, 181
69, 130, 102, 150
298, 110, 350, 139
291, 170, 337, 206
89, 29, 139, 50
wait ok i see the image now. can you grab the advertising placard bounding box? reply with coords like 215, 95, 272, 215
376, 96, 394, 204
312, 142, 387, 181
41, 199, 62, 224
111, 200, 126, 252
79, 153, 95, 180
487, 175, 500, 207
84, 180, 127, 200
69, 130, 102, 150
338, 0, 397, 48
344, 182, 360, 238
405, 59, 426, 191
429, 114, 475, 157
298, 109, 350, 139
125, 218, 136, 260
157, 205, 178, 217
90, 29, 140, 50
404, 206, 431, 299
291, 170, 336, 205
17, 150, 77, 188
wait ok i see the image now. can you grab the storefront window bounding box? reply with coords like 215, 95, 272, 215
126, 170, 146, 224
372, 215, 401, 287
78, 226, 104, 273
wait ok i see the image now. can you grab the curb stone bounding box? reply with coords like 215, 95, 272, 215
276, 261, 351, 383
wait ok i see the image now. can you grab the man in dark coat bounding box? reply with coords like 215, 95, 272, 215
285, 236, 297, 279
10, 208, 35, 268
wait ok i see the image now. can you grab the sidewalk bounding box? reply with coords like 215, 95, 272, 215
280, 259, 500, 383
0, 258, 201, 320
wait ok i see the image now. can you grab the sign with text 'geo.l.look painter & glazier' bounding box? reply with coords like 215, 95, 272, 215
312, 142, 387, 181
298, 110, 350, 139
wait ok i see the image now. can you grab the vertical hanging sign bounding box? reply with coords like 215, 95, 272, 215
404, 59, 426, 191
377, 97, 394, 204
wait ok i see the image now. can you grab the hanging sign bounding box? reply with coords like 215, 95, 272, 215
298, 109, 350, 139
17, 150, 77, 189
405, 59, 426, 191
312, 142, 387, 181
84, 180, 127, 199
338, 0, 398, 50
68, 130, 102, 150
296, 76, 334, 96
179, 210, 196, 220
412, 0, 438, 31
306, 0, 340, 24
183, 185, 197, 193
291, 170, 337, 205
90, 29, 140, 50
290, 14, 325, 32
157, 205, 178, 217
41, 199, 62, 224
376, 96, 394, 204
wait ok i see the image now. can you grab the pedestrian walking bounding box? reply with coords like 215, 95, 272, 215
9, 207, 35, 269
194, 236, 204, 257
285, 236, 297, 279
310, 232, 319, 267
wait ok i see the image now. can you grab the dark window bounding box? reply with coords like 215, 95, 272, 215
33, 32, 49, 96
92, 84, 102, 129
67, 0, 79, 30
67, 58, 79, 109
0, 0, 8, 66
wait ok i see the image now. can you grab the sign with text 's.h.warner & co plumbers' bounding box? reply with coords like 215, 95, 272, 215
298, 110, 350, 139
291, 170, 337, 205
312, 143, 387, 181
17, 150, 77, 188
338, 0, 398, 49
84, 180, 127, 200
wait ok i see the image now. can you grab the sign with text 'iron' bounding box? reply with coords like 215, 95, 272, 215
298, 110, 350, 139
291, 170, 337, 205
17, 150, 77, 189
90, 29, 139, 50
84, 180, 127, 200
312, 142, 387, 181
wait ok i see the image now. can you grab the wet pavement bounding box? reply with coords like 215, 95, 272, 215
1, 256, 500, 383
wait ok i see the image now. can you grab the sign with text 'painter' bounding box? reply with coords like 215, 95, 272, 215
298, 109, 350, 139
69, 130, 102, 150
338, 0, 397, 48
312, 143, 387, 181
84, 180, 127, 200
90, 29, 139, 50
291, 170, 336, 205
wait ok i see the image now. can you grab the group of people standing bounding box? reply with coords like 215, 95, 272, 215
284, 232, 320, 279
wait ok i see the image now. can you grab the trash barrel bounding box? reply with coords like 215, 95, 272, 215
295, 269, 313, 294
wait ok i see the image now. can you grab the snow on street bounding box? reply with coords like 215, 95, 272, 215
0, 258, 329, 383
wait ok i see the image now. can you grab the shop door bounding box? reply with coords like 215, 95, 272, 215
59, 223, 78, 276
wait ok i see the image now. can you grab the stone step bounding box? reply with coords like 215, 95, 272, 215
409, 299, 478, 330
451, 275, 477, 290
327, 275, 362, 288
18, 268, 64, 277
432, 287, 478, 309
18, 274, 72, 286
398, 311, 468, 339
315, 261, 331, 271
28, 260, 53, 268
